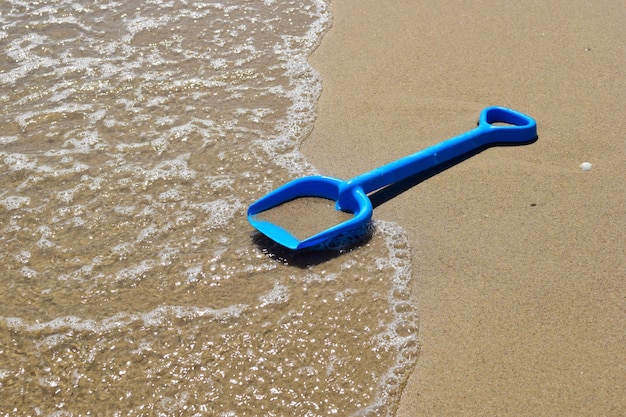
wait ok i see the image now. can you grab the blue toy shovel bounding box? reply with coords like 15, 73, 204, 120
248, 106, 537, 250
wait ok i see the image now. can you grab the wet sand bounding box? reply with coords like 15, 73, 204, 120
303, 0, 625, 415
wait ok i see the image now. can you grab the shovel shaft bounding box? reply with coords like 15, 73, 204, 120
341, 106, 537, 196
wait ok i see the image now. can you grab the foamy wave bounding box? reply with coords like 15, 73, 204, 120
251, 1, 330, 176
365, 220, 419, 414
192, 198, 246, 229
0, 136, 19, 145
1, 33, 59, 85
116, 153, 197, 184
1, 304, 248, 337
0, 151, 38, 171
258, 282, 290, 307
0, 195, 30, 210
115, 259, 155, 282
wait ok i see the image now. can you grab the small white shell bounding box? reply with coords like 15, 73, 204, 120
580, 162, 592, 171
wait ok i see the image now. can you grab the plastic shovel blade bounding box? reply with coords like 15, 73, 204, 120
247, 176, 372, 250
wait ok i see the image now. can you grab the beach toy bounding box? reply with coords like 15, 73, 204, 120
248, 106, 537, 250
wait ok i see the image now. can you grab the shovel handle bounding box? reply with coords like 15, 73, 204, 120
341, 106, 537, 196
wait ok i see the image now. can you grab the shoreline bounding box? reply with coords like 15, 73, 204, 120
304, 0, 625, 415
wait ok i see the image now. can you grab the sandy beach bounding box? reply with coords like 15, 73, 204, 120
303, 0, 625, 415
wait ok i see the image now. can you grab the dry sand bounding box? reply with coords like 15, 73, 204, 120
303, 0, 625, 415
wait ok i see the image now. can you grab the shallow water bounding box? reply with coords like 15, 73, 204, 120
0, 1, 418, 415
